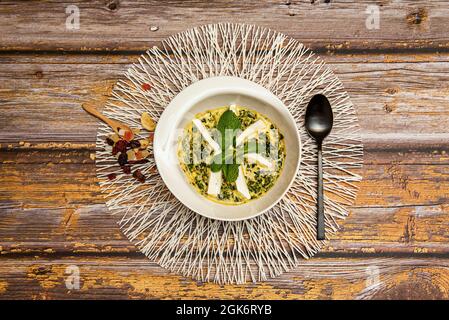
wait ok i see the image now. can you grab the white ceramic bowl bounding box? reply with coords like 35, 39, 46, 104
153, 76, 301, 221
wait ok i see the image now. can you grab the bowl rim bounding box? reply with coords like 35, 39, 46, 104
153, 76, 301, 221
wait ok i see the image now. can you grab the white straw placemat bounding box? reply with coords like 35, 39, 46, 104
95, 23, 363, 284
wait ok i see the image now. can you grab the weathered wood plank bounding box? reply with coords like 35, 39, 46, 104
1, 53, 448, 148
0, 148, 447, 255
1, 203, 448, 256
1, 149, 447, 207
1, 256, 449, 299
0, 0, 448, 52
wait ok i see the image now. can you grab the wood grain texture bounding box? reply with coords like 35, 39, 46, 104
1, 53, 448, 146
0, 0, 448, 300
0, 0, 449, 52
2, 256, 449, 300
0, 148, 447, 255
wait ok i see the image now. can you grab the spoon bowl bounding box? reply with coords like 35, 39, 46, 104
305, 94, 333, 142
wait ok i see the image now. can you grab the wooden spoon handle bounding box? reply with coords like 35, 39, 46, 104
82, 103, 111, 125
82, 102, 134, 140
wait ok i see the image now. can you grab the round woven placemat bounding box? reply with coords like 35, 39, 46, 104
95, 23, 363, 284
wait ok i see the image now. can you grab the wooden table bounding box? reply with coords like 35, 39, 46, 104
1, 0, 448, 300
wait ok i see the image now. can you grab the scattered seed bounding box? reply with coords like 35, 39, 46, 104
150, 26, 159, 32
89, 153, 96, 161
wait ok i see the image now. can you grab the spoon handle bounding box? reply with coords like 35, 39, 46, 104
82, 103, 111, 126
317, 142, 325, 240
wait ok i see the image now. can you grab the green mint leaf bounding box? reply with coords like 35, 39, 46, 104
224, 164, 239, 182
222, 164, 228, 177
217, 110, 241, 133
223, 128, 234, 150
210, 162, 222, 172
209, 109, 242, 176
217, 110, 241, 150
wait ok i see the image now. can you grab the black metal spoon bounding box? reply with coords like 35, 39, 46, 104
305, 94, 333, 240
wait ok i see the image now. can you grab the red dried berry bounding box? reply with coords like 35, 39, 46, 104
118, 152, 128, 166
113, 139, 128, 155
122, 165, 131, 174
133, 169, 146, 183
141, 83, 151, 91
107, 173, 117, 180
